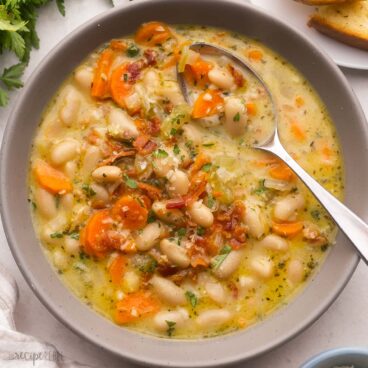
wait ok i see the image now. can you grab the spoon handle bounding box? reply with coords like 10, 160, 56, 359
261, 136, 368, 264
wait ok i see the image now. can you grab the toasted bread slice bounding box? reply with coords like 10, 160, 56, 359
295, 0, 356, 5
308, 1, 368, 50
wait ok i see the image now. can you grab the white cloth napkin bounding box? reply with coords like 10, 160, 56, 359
0, 265, 91, 367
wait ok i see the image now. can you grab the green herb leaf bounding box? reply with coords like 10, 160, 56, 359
177, 228, 186, 237
252, 179, 266, 195
203, 143, 215, 147
185, 291, 198, 308
82, 184, 96, 198
68, 231, 80, 240
126, 43, 140, 57
233, 112, 240, 122
154, 149, 169, 158
50, 232, 63, 239
0, 62, 26, 90
147, 210, 156, 224
201, 163, 212, 172
196, 227, 205, 236
211, 245, 232, 270
0, 87, 9, 107
311, 209, 320, 220
56, 0, 66, 16
165, 320, 176, 337
173, 144, 180, 155
124, 174, 138, 189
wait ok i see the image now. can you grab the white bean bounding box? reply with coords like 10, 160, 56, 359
143, 69, 159, 94
122, 271, 140, 293
74, 67, 93, 90
64, 160, 77, 178
238, 276, 257, 296
208, 67, 235, 90
196, 309, 232, 329
89, 183, 109, 205
159, 81, 185, 105
64, 237, 80, 255
166, 169, 189, 196
59, 89, 81, 126
135, 222, 163, 251
287, 259, 304, 284
34, 188, 57, 219
212, 250, 243, 279
92, 165, 122, 183
160, 239, 190, 268
53, 250, 68, 270
61, 193, 74, 212
274, 193, 305, 222
82, 146, 102, 176
150, 275, 186, 305
258, 234, 289, 252
152, 201, 184, 226
50, 139, 80, 166
187, 201, 214, 228
249, 255, 274, 279
224, 97, 248, 136
153, 308, 189, 332
153, 154, 176, 178
205, 282, 228, 305
108, 108, 139, 141
244, 206, 264, 239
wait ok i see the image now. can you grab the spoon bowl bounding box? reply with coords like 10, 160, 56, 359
177, 42, 368, 264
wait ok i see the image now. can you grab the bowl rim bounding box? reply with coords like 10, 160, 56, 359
1, 0, 367, 367
301, 347, 368, 368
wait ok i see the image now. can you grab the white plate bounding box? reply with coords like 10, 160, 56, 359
250, 0, 368, 70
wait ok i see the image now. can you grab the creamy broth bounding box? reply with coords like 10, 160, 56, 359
28, 23, 343, 339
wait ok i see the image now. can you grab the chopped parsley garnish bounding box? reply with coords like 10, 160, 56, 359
154, 149, 169, 158
82, 184, 96, 198
50, 232, 63, 239
206, 195, 215, 209
212, 245, 232, 270
311, 209, 320, 220
126, 44, 140, 57
147, 210, 157, 223
252, 179, 266, 195
185, 291, 198, 308
203, 143, 215, 147
166, 320, 176, 337
233, 112, 240, 122
124, 174, 138, 189
134, 254, 158, 273
177, 228, 187, 237
173, 144, 180, 155
69, 231, 80, 240
196, 227, 205, 236
201, 163, 212, 172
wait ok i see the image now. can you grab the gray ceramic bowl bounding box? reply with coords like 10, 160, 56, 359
1, 0, 367, 367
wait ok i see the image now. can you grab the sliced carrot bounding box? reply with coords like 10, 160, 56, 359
91, 48, 115, 99
80, 209, 113, 258
114, 291, 160, 324
192, 90, 224, 119
246, 102, 257, 116
184, 59, 213, 87
109, 63, 133, 110
191, 256, 209, 268
109, 255, 126, 285
295, 96, 305, 108
272, 222, 303, 238
269, 162, 296, 182
110, 39, 127, 51
111, 195, 148, 230
135, 21, 172, 46
291, 120, 306, 141
34, 160, 72, 194
248, 49, 263, 61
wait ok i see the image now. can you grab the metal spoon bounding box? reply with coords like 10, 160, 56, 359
178, 42, 368, 264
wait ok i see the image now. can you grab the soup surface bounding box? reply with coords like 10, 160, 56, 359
29, 23, 343, 339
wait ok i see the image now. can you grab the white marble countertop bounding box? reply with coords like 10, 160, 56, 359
0, 1, 367, 367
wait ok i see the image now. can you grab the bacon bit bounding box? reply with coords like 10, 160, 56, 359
144, 49, 158, 66
183, 171, 208, 206
133, 135, 158, 156
110, 39, 127, 51
127, 59, 146, 83
98, 150, 136, 167
148, 116, 161, 136
166, 198, 186, 209
137, 182, 162, 201
227, 64, 245, 88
